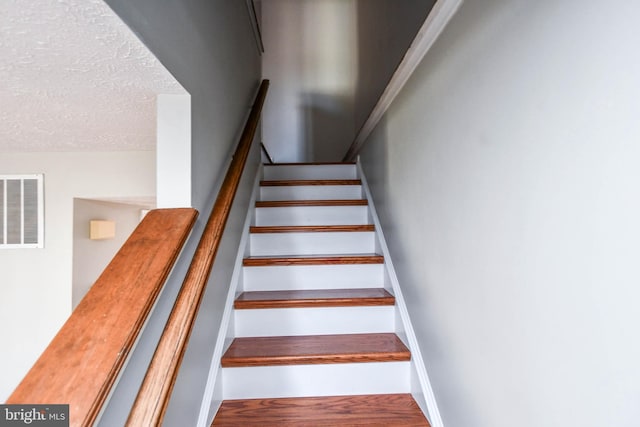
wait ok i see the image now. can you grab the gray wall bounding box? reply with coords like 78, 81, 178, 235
262, 0, 433, 162
98, 1, 261, 425
353, 0, 435, 131
262, 0, 358, 162
104, 0, 261, 210
359, 0, 640, 426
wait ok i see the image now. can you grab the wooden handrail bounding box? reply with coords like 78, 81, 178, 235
7, 208, 198, 427
126, 79, 269, 426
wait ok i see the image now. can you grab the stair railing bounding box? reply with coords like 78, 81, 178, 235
260, 142, 275, 164
6, 208, 198, 427
126, 79, 269, 426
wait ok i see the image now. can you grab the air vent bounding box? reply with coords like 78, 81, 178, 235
0, 174, 44, 248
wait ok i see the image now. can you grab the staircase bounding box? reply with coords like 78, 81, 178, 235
208, 162, 436, 426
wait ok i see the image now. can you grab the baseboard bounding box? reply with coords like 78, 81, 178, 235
356, 159, 445, 427
195, 164, 263, 427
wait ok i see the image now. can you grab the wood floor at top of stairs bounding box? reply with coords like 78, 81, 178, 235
260, 179, 361, 186
265, 161, 356, 166
220, 333, 410, 367
249, 224, 375, 233
211, 393, 430, 426
242, 254, 384, 266
234, 288, 395, 309
256, 199, 368, 207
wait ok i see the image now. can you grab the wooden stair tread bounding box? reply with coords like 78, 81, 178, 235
221, 333, 410, 367
250, 224, 375, 233
212, 394, 430, 426
265, 162, 356, 166
234, 288, 395, 309
256, 199, 367, 207
243, 254, 384, 266
261, 179, 361, 186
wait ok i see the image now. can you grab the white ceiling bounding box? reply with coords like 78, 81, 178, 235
0, 0, 186, 152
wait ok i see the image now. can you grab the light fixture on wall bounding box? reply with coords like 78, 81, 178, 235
89, 220, 115, 240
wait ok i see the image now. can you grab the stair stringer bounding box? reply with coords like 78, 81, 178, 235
356, 159, 445, 427
195, 164, 263, 427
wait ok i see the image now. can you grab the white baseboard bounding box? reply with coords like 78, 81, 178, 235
356, 160, 445, 427
195, 165, 263, 427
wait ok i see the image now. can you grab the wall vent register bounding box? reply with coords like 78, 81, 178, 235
0, 174, 44, 248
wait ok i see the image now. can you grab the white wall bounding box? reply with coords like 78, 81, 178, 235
0, 151, 155, 402
359, 0, 640, 426
157, 94, 191, 208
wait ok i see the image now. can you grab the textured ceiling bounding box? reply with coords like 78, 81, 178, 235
0, 0, 186, 152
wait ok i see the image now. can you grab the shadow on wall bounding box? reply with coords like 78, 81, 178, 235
262, 0, 435, 162
300, 92, 354, 162
261, 0, 357, 162
294, 0, 358, 162
360, 115, 390, 198
353, 0, 436, 142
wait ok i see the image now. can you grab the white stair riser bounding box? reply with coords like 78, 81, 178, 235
249, 232, 376, 256
222, 361, 411, 400
260, 185, 363, 201
255, 206, 369, 226
263, 164, 357, 180
242, 264, 385, 291
234, 306, 395, 337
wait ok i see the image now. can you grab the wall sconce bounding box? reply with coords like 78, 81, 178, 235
90, 220, 116, 240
